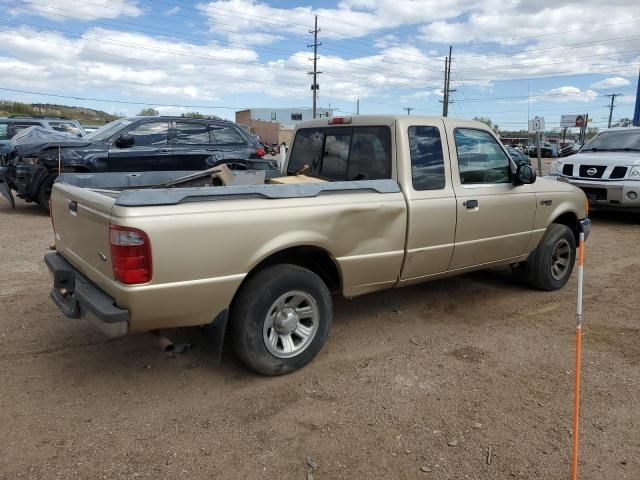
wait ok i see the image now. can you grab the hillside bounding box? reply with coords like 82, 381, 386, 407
0, 101, 119, 125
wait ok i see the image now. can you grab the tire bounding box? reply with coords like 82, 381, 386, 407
515, 223, 576, 291
231, 264, 332, 376
37, 174, 56, 212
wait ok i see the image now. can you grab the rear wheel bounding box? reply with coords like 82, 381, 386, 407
514, 223, 576, 291
231, 264, 332, 375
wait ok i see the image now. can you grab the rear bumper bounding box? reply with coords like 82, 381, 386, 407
557, 176, 640, 207
45, 252, 129, 337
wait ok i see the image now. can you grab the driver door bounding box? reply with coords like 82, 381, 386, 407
448, 127, 536, 270
108, 121, 171, 172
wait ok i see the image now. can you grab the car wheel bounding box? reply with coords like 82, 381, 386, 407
231, 264, 332, 376
515, 223, 576, 291
37, 174, 56, 211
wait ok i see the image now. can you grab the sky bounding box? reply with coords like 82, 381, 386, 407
0, 0, 638, 131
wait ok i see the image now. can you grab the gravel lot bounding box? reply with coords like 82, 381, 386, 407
1, 198, 638, 479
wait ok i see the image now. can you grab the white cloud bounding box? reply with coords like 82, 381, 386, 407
16, 0, 142, 21
590, 77, 631, 89
164, 6, 181, 16
534, 86, 598, 103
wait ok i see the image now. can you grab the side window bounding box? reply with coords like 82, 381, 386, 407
287, 128, 324, 174
126, 122, 169, 146
0, 123, 10, 140
291, 113, 303, 121
14, 122, 40, 134
409, 126, 446, 190
210, 126, 245, 145
175, 122, 209, 144
454, 128, 510, 184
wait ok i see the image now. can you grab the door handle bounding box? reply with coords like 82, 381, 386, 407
68, 200, 77, 215
463, 199, 479, 209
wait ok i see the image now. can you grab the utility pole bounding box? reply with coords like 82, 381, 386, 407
404, 107, 414, 115
441, 46, 455, 117
633, 66, 640, 127
308, 15, 322, 119
356, 98, 360, 115
605, 93, 622, 128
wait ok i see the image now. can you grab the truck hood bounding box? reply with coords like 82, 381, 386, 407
568, 151, 640, 166
10, 126, 92, 156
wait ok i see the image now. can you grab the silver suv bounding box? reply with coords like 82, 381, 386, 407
549, 127, 640, 211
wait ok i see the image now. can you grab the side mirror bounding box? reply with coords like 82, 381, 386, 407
514, 162, 536, 185
115, 134, 135, 148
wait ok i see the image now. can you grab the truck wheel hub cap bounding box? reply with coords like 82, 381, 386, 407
263, 290, 320, 359
550, 239, 571, 280
274, 308, 298, 334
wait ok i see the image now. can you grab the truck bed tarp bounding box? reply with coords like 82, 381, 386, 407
11, 127, 92, 156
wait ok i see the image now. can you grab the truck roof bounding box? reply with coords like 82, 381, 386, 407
294, 115, 490, 130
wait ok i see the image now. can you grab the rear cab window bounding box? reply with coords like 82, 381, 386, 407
288, 126, 392, 181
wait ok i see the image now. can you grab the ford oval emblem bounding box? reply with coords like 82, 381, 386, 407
586, 167, 597, 176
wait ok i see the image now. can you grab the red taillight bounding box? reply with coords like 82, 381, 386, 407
109, 224, 152, 285
256, 147, 266, 157
328, 117, 352, 125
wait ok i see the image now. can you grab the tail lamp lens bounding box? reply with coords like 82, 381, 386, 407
109, 224, 152, 284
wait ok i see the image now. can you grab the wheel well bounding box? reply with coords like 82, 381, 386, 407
552, 212, 579, 242
242, 246, 341, 294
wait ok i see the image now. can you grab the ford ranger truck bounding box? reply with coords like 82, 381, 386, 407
549, 126, 640, 212
46, 116, 591, 375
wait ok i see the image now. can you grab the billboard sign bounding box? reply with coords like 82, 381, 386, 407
560, 114, 586, 128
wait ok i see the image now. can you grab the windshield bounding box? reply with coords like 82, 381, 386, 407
582, 129, 640, 151
86, 118, 133, 142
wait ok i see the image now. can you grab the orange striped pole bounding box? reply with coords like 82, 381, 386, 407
571, 230, 585, 480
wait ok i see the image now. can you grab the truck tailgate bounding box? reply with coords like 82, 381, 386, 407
51, 183, 116, 288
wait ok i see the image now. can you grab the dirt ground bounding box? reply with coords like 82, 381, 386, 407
1, 198, 638, 480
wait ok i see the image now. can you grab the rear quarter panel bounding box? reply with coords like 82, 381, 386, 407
110, 189, 407, 332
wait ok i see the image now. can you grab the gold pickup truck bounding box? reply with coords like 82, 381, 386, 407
46, 116, 590, 375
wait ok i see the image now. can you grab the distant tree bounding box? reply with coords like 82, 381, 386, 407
138, 107, 159, 116
473, 116, 493, 128
182, 111, 205, 118
613, 118, 632, 127
586, 127, 599, 139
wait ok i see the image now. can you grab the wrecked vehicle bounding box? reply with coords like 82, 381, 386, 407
45, 115, 590, 375
0, 116, 278, 209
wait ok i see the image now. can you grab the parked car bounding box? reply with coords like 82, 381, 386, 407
560, 144, 582, 157
0, 116, 85, 156
0, 116, 277, 209
45, 115, 589, 375
506, 145, 531, 165
549, 127, 640, 211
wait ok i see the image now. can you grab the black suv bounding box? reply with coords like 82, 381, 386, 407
0, 116, 278, 209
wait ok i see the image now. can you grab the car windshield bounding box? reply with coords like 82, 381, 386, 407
86, 118, 133, 142
582, 129, 640, 151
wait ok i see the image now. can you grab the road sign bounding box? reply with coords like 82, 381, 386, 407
528, 117, 545, 133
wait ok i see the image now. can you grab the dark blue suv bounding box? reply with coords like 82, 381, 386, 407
0, 116, 278, 209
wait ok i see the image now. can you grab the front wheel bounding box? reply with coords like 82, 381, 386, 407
515, 223, 576, 291
37, 174, 56, 211
231, 264, 332, 375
